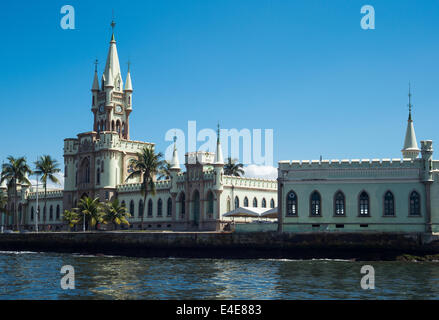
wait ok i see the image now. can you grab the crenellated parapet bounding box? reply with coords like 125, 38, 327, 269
117, 180, 171, 194
223, 175, 277, 190
27, 189, 64, 200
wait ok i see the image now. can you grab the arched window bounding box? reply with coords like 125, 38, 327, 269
37, 206, 40, 221
270, 199, 275, 209
167, 198, 172, 217
31, 207, 34, 221
130, 200, 135, 217
359, 191, 370, 216
138, 200, 144, 217
180, 193, 186, 218
310, 191, 321, 216
56, 205, 60, 220
49, 205, 53, 220
112, 120, 115, 132
148, 199, 153, 217
207, 192, 214, 214
244, 197, 249, 207
157, 199, 163, 217
96, 169, 100, 185
116, 120, 121, 135
43, 206, 47, 220
262, 198, 267, 208
334, 191, 345, 216
122, 122, 126, 138
101, 161, 104, 173
384, 191, 395, 216
253, 197, 258, 208
227, 198, 231, 212
287, 191, 297, 216
409, 191, 421, 216
235, 196, 240, 209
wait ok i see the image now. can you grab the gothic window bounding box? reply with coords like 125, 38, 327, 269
43, 206, 46, 220
384, 191, 395, 216
121, 200, 126, 210
31, 207, 34, 221
244, 197, 249, 207
65, 166, 67, 177
116, 120, 121, 135
227, 198, 231, 212
122, 122, 126, 137
139, 199, 144, 217
286, 191, 297, 216
310, 191, 321, 216
270, 199, 275, 209
101, 161, 104, 173
207, 191, 214, 214
112, 121, 115, 132
235, 196, 240, 209
180, 193, 186, 218
253, 197, 258, 208
167, 198, 172, 217
409, 191, 421, 216
130, 200, 135, 217
359, 191, 370, 216
262, 198, 267, 208
334, 191, 345, 216
96, 169, 100, 185
147, 199, 153, 217
56, 205, 60, 220
49, 206, 53, 220
157, 199, 163, 217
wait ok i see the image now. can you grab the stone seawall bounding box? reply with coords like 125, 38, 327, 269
1, 231, 439, 260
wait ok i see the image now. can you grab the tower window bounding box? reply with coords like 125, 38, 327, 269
286, 191, 297, 216
359, 191, 370, 216
384, 191, 395, 216
310, 191, 321, 216
409, 191, 421, 216
334, 191, 345, 216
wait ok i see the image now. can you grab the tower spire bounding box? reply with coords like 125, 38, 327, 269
402, 83, 420, 160
170, 134, 180, 170
92, 59, 99, 91
215, 123, 224, 165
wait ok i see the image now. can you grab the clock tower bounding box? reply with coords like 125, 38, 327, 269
91, 20, 133, 140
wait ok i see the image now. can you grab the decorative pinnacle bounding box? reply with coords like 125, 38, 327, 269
173, 131, 177, 144
127, 61, 131, 72
217, 123, 220, 142
110, 11, 116, 42
408, 82, 413, 121
94, 59, 98, 72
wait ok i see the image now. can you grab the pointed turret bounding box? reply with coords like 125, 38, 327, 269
103, 19, 122, 89
170, 136, 181, 170
402, 84, 420, 160
214, 124, 224, 165
124, 63, 133, 92
92, 60, 100, 91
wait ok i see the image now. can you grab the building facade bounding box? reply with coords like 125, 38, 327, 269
0, 25, 277, 231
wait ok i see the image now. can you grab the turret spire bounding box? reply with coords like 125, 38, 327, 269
214, 123, 224, 165
103, 18, 122, 89
170, 134, 181, 170
124, 61, 133, 92
402, 83, 420, 160
92, 59, 100, 91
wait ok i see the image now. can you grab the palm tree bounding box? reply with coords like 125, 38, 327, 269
126, 146, 164, 229
63, 209, 80, 231
0, 156, 32, 231
158, 160, 171, 180
34, 155, 61, 229
77, 197, 104, 231
224, 157, 244, 177
103, 199, 130, 230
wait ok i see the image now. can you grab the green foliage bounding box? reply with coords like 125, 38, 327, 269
76, 197, 105, 230
63, 209, 80, 228
103, 198, 130, 226
224, 157, 245, 177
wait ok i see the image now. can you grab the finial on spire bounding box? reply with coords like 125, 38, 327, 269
217, 123, 220, 142
408, 82, 413, 121
94, 59, 98, 72
127, 60, 131, 72
173, 131, 177, 144
110, 10, 116, 42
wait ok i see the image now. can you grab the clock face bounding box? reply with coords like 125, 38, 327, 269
99, 104, 105, 113
115, 105, 122, 113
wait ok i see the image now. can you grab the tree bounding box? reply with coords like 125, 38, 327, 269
0, 190, 8, 229
63, 209, 80, 231
77, 197, 104, 231
0, 156, 32, 231
158, 160, 171, 180
224, 157, 244, 177
103, 199, 130, 230
126, 146, 164, 229
34, 155, 61, 229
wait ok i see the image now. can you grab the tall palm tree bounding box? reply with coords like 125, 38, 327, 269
77, 197, 104, 231
103, 199, 130, 230
63, 209, 79, 232
0, 156, 32, 231
0, 190, 8, 230
158, 160, 171, 180
126, 146, 164, 229
34, 155, 61, 229
224, 157, 245, 177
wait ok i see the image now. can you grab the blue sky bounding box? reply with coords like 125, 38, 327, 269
0, 0, 438, 176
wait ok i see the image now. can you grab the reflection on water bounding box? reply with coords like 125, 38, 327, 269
0, 251, 438, 299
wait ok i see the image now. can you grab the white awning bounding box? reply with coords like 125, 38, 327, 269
260, 207, 278, 218
223, 207, 268, 218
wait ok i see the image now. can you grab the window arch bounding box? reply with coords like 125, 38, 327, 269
167, 198, 172, 217
286, 191, 297, 216
49, 205, 53, 220
147, 199, 153, 217
31, 207, 34, 221
138, 199, 144, 217
235, 196, 240, 209
157, 198, 163, 217
262, 198, 267, 208
130, 200, 135, 217
207, 191, 214, 214
270, 198, 275, 209
227, 197, 231, 212
56, 205, 60, 220
180, 193, 186, 218
409, 191, 421, 216
334, 191, 345, 216
359, 191, 370, 216
384, 191, 395, 216
310, 191, 321, 216
253, 197, 258, 208
244, 197, 249, 207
